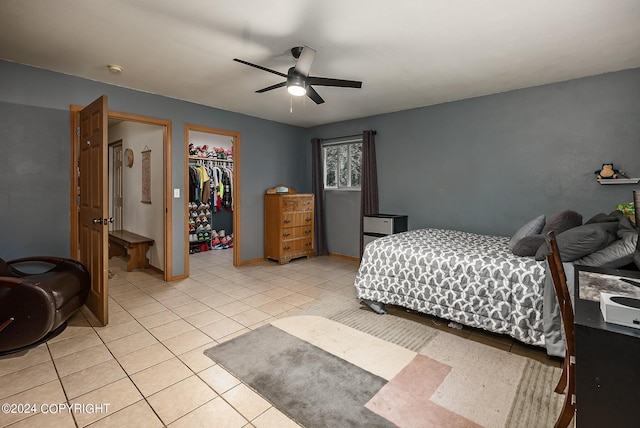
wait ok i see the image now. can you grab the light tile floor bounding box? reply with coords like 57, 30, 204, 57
0, 250, 557, 427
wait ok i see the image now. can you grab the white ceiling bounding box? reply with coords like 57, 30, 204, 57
1, 0, 640, 128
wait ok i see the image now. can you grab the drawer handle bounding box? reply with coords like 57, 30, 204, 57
305, 217, 311, 222
283, 232, 290, 237
304, 230, 311, 234
284, 219, 291, 223
283, 246, 291, 250
305, 242, 311, 246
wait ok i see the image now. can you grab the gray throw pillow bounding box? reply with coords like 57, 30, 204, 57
541, 209, 583, 235
576, 229, 639, 268
508, 214, 546, 251
512, 234, 546, 257
617, 216, 636, 233
585, 212, 619, 224
535, 222, 618, 261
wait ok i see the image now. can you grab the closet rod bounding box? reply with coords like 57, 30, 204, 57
320, 130, 376, 144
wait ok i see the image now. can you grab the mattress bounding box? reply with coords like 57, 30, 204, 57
354, 228, 547, 346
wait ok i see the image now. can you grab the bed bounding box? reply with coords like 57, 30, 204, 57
354, 210, 639, 356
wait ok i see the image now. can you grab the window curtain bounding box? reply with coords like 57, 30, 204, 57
311, 138, 329, 256
360, 130, 379, 257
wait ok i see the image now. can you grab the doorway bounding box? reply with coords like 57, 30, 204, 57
108, 120, 166, 272
70, 107, 173, 282
184, 124, 240, 276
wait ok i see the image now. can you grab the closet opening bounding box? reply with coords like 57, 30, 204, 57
184, 124, 240, 275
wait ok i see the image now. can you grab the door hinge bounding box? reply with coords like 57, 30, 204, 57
76, 127, 80, 137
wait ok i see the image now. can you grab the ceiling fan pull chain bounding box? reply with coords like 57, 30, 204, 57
290, 96, 293, 114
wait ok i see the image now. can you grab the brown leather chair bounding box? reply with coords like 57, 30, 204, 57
0, 256, 90, 356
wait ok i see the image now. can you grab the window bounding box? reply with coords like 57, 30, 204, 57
323, 139, 362, 190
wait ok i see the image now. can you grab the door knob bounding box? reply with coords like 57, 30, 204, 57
92, 218, 102, 224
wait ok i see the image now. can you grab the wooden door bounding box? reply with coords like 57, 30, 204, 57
79, 96, 109, 325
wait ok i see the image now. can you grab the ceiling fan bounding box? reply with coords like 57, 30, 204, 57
233, 46, 362, 104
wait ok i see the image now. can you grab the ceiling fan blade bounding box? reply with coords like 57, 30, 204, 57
306, 86, 325, 104
308, 76, 362, 88
255, 82, 287, 93
293, 46, 316, 77
233, 58, 287, 78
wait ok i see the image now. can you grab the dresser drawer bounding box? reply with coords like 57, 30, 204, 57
282, 226, 313, 239
282, 238, 313, 254
282, 212, 314, 227
283, 197, 313, 213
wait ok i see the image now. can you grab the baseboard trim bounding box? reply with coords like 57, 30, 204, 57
328, 252, 360, 262
236, 257, 267, 266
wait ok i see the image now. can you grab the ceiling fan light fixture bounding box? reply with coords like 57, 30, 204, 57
287, 74, 307, 96
287, 84, 306, 96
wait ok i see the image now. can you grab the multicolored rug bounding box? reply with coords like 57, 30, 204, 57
204, 299, 563, 427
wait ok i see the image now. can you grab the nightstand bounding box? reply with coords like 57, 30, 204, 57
363, 214, 408, 247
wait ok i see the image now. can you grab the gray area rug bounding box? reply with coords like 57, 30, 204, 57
204, 324, 395, 428
205, 296, 562, 427
296, 297, 562, 427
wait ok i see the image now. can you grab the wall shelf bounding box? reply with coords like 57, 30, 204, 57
597, 178, 640, 185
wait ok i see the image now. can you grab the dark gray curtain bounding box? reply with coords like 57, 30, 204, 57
311, 138, 329, 256
360, 130, 379, 257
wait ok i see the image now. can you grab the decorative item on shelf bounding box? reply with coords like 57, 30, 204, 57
634, 190, 640, 226
265, 185, 295, 194
595, 163, 628, 179
595, 163, 639, 184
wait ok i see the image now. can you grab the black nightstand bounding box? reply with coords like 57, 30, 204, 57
363, 214, 408, 247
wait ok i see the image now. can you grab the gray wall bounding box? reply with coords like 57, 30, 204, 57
2, 60, 639, 265
308, 68, 640, 257
0, 102, 71, 257
0, 60, 308, 271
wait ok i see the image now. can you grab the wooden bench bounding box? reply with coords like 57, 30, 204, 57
108, 230, 154, 272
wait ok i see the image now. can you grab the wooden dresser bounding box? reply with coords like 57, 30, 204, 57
264, 189, 314, 264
